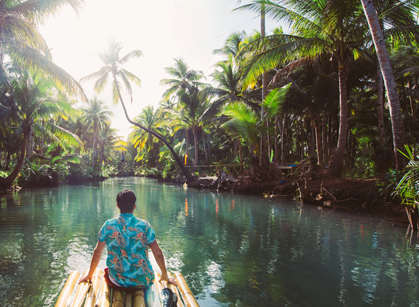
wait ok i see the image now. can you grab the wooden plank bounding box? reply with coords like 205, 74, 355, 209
54, 271, 80, 307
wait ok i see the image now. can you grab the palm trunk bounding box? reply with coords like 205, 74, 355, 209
322, 110, 329, 166
314, 113, 323, 166
0, 128, 29, 189
185, 129, 189, 165
193, 128, 198, 168
325, 55, 348, 178
377, 62, 387, 148
281, 113, 287, 166
274, 117, 279, 163
361, 0, 405, 171
116, 87, 193, 182
260, 3, 269, 169
202, 130, 208, 166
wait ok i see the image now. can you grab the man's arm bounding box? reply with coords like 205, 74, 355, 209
79, 240, 106, 284
149, 240, 176, 285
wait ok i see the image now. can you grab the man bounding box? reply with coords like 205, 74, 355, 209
79, 189, 175, 294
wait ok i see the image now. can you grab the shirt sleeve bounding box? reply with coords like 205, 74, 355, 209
98, 221, 107, 242
145, 222, 156, 244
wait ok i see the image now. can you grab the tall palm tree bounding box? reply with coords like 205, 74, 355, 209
360, 0, 406, 171
0, 70, 83, 189
81, 97, 113, 168
97, 125, 126, 171
0, 0, 87, 100
81, 38, 193, 182
173, 87, 212, 167
235, 0, 270, 168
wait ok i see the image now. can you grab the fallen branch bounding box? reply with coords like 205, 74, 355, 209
321, 186, 336, 201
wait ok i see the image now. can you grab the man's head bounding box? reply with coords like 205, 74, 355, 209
116, 189, 136, 213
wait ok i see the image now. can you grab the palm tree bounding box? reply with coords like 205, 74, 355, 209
173, 87, 213, 167
97, 125, 126, 171
0, 0, 87, 100
360, 0, 406, 171
160, 58, 206, 101
81, 97, 113, 168
81, 38, 193, 182
0, 70, 83, 189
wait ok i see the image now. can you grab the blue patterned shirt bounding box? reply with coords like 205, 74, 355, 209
98, 213, 156, 287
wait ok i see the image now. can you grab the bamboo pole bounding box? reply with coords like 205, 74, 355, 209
70, 270, 90, 307
83, 268, 103, 307
55, 271, 80, 307
125, 292, 133, 307
132, 289, 145, 307
173, 272, 199, 307
111, 290, 124, 307
167, 272, 183, 307
95, 277, 110, 307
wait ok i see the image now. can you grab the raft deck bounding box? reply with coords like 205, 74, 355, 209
54, 269, 199, 307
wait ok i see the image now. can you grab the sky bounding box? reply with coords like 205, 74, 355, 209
39, 0, 276, 139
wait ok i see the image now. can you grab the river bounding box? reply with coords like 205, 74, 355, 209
0, 177, 418, 306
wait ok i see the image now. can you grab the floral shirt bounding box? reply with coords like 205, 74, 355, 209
98, 213, 156, 287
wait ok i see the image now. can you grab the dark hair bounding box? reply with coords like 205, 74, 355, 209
116, 189, 136, 212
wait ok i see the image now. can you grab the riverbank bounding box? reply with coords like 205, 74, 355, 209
155, 173, 406, 219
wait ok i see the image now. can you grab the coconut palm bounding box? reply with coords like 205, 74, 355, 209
81, 97, 113, 168
97, 125, 126, 171
360, 0, 408, 171
160, 58, 206, 101
172, 87, 213, 167
81, 38, 193, 181
0, 0, 87, 100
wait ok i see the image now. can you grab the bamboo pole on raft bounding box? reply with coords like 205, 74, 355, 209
167, 272, 183, 307
173, 272, 199, 307
54, 271, 80, 307
70, 270, 91, 307
83, 268, 103, 307
125, 292, 133, 307
95, 277, 111, 307
112, 289, 124, 307
133, 289, 145, 307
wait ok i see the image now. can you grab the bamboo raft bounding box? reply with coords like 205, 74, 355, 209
54, 269, 199, 307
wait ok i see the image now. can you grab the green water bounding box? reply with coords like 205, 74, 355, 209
0, 177, 418, 306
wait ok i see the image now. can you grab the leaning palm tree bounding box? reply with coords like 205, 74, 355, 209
129, 105, 166, 158
81, 38, 193, 182
360, 0, 406, 171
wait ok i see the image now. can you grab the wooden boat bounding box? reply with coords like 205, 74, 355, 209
54, 268, 199, 307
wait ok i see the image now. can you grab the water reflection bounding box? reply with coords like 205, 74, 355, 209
0, 178, 418, 306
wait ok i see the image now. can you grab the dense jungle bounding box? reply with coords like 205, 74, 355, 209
0, 0, 419, 230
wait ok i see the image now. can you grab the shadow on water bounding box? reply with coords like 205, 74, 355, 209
0, 177, 418, 307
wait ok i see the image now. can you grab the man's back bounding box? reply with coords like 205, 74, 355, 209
99, 213, 156, 287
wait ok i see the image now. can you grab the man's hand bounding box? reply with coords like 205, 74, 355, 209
78, 274, 92, 284
159, 275, 177, 286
